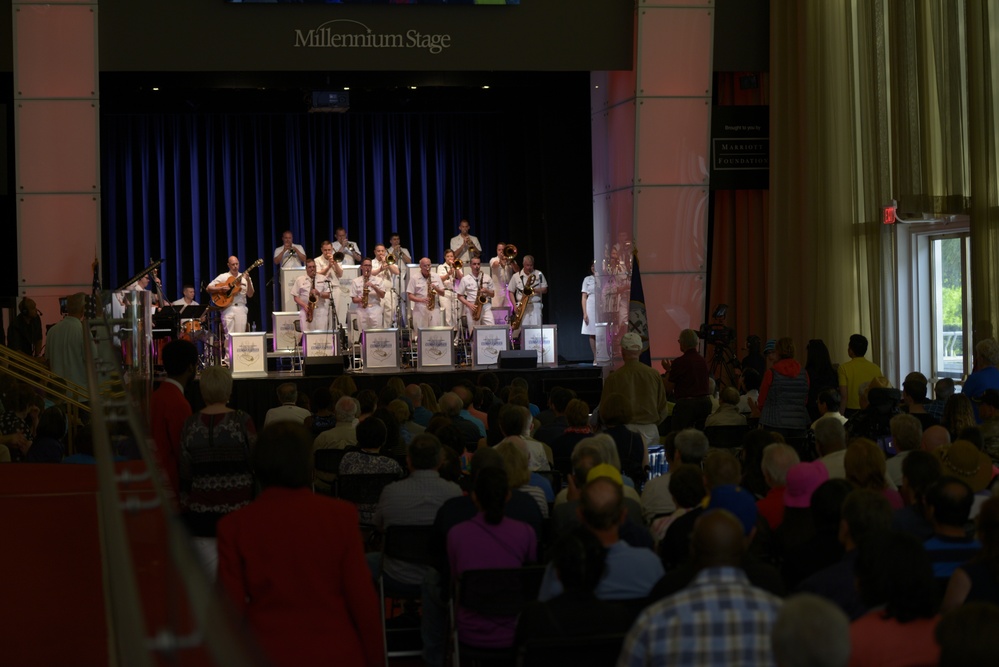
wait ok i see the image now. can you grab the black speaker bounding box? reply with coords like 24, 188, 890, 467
303, 355, 345, 377
498, 349, 538, 369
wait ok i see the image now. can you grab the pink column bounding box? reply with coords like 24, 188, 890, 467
13, 0, 100, 337
592, 1, 713, 364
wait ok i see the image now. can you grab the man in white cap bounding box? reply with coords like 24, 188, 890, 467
599, 332, 668, 456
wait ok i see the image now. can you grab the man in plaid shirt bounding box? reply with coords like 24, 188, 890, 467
617, 507, 783, 667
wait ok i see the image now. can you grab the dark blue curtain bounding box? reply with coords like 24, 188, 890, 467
102, 111, 510, 328
101, 103, 596, 361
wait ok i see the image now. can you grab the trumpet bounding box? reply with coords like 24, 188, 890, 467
332, 251, 345, 262
385, 253, 397, 266
453, 259, 463, 270
503, 244, 518, 260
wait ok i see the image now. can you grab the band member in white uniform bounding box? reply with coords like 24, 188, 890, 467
581, 262, 598, 358
171, 284, 200, 307
449, 219, 482, 264
456, 257, 495, 331
436, 249, 463, 328
509, 255, 548, 329
292, 259, 334, 334
489, 242, 519, 309
314, 240, 344, 281
387, 232, 412, 267
371, 244, 401, 327
350, 258, 387, 331
407, 257, 446, 332
332, 227, 362, 266
273, 230, 306, 268
207, 256, 255, 362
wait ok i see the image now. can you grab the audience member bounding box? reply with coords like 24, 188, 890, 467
371, 406, 405, 457
925, 378, 954, 422
356, 389, 377, 421
179, 365, 256, 575
498, 403, 549, 472
25, 406, 67, 463
46, 293, 92, 401
837, 333, 883, 415
600, 332, 668, 445
740, 429, 785, 498
216, 422, 383, 667
963, 338, 999, 422
7, 296, 43, 357
705, 386, 747, 427
262, 383, 311, 427
619, 510, 782, 666
495, 438, 549, 518
539, 467, 663, 601
941, 393, 977, 442
849, 531, 940, 667
387, 398, 425, 445
338, 417, 404, 524
810, 387, 847, 430
440, 391, 483, 453
923, 477, 981, 584
451, 384, 486, 438
757, 443, 800, 531
447, 467, 536, 652
979, 388, 999, 464
752, 337, 810, 440
804, 338, 840, 423
595, 392, 645, 483
901, 372, 939, 430
150, 340, 197, 494
775, 460, 830, 556
515, 528, 636, 652
890, 450, 942, 541
844, 378, 902, 442
660, 329, 711, 431
780, 479, 853, 590
814, 418, 848, 478
741, 334, 766, 377
369, 434, 461, 596
772, 593, 850, 667
798, 489, 892, 620
303, 387, 336, 437
314, 396, 360, 451
548, 398, 592, 476
942, 496, 999, 612
649, 464, 705, 544
921, 423, 951, 453
885, 413, 923, 488
737, 367, 762, 415
0, 382, 33, 461
934, 439, 994, 518
420, 383, 440, 415
406, 383, 433, 427
845, 438, 903, 510
640, 428, 708, 521
330, 374, 357, 398
533, 387, 574, 444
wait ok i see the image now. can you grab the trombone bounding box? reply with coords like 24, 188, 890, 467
503, 244, 518, 260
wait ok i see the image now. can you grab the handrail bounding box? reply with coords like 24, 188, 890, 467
83, 288, 265, 666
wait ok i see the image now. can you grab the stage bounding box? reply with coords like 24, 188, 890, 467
211, 363, 605, 431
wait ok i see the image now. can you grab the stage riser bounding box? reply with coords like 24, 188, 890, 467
188, 366, 603, 431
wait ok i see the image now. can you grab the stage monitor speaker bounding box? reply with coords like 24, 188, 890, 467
498, 349, 538, 370
303, 355, 345, 377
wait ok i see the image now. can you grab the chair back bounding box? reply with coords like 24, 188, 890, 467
533, 469, 562, 494
457, 565, 546, 618
383, 525, 436, 566
337, 473, 400, 505
704, 424, 751, 449
314, 448, 347, 474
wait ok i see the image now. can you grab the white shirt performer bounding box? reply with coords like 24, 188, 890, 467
456, 257, 495, 331
350, 258, 387, 332
207, 256, 256, 362
509, 255, 548, 329
407, 258, 446, 332
292, 259, 334, 333
489, 242, 519, 310
332, 227, 362, 266
371, 244, 402, 327
171, 285, 200, 307
581, 266, 598, 359
436, 249, 463, 328
273, 230, 306, 268
314, 239, 344, 281
449, 218, 482, 264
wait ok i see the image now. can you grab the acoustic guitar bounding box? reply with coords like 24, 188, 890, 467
210, 259, 263, 309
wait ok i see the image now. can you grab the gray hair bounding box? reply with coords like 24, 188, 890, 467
199, 365, 233, 405
334, 396, 359, 422
439, 392, 463, 417
813, 418, 846, 455
678, 329, 699, 350
976, 338, 999, 367
762, 443, 800, 487
588, 433, 621, 470
276, 382, 298, 404
675, 428, 709, 464
772, 594, 850, 667
571, 437, 608, 470
889, 413, 923, 452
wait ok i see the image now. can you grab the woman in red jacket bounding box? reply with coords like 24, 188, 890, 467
217, 422, 383, 667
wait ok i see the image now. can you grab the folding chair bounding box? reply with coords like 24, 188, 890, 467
336, 472, 402, 528
704, 424, 751, 451
450, 565, 546, 667
378, 525, 437, 665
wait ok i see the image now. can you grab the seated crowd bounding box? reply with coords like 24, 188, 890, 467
6, 329, 999, 667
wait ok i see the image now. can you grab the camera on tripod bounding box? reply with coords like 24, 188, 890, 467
696, 304, 735, 348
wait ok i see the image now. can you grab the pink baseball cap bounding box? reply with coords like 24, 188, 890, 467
784, 461, 830, 508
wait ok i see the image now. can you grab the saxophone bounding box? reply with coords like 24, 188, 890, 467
471, 275, 487, 322
427, 276, 437, 311
306, 275, 317, 323
361, 281, 370, 309
509, 274, 537, 330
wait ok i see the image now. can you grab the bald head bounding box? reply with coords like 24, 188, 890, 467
692, 510, 746, 569
922, 425, 951, 453
579, 477, 625, 533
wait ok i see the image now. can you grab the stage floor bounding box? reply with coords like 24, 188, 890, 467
211, 364, 605, 431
